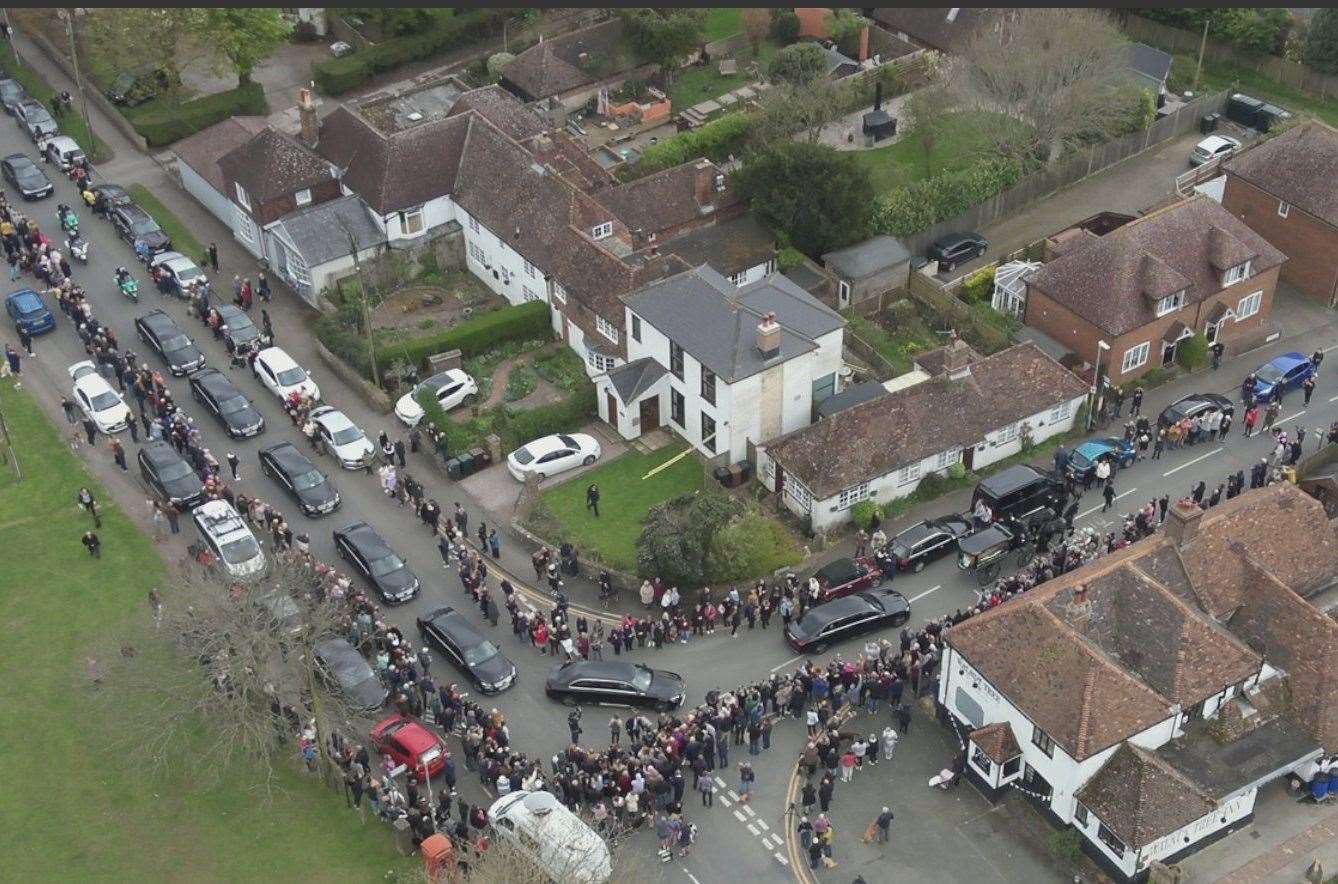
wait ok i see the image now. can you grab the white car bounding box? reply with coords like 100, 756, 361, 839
148, 250, 206, 295
1189, 134, 1242, 166
395, 368, 479, 427
310, 405, 374, 469
507, 432, 601, 482
252, 346, 320, 403
192, 499, 266, 579
43, 135, 85, 170
68, 360, 131, 434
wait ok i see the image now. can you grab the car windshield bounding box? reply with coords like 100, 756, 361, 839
513, 447, 535, 465
463, 641, 500, 667
90, 391, 121, 411
220, 535, 260, 564
368, 553, 404, 577
156, 460, 194, 482
1070, 450, 1093, 468
227, 314, 255, 333
0, 82, 20, 99
631, 666, 653, 693
1257, 363, 1286, 383
292, 469, 324, 491
419, 745, 443, 765
276, 366, 306, 386
218, 395, 249, 415
796, 609, 825, 634
129, 217, 160, 236
162, 334, 191, 352
331, 426, 363, 446
176, 265, 203, 283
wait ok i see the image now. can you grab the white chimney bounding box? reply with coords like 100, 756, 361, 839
756, 312, 781, 358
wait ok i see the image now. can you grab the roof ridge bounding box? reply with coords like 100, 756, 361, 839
1074, 661, 1100, 758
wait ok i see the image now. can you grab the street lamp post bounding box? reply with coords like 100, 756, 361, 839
63, 9, 96, 161
1087, 340, 1110, 431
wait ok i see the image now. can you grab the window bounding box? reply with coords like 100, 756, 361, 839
669, 341, 684, 380
236, 210, 257, 245
1154, 289, 1185, 317
1030, 724, 1056, 758
785, 477, 813, 513
897, 461, 922, 486
1222, 260, 1251, 287
468, 216, 480, 234
1096, 822, 1126, 857
728, 272, 742, 286
1048, 401, 1073, 423
670, 388, 685, 428
1121, 341, 1150, 374
551, 283, 566, 305
700, 368, 716, 405
935, 448, 962, 470
586, 350, 615, 372
234, 182, 251, 211
837, 482, 870, 510
1236, 290, 1262, 320
467, 241, 487, 264
522, 258, 536, 278
595, 315, 619, 344
701, 412, 717, 453
294, 188, 312, 207
591, 222, 613, 240
838, 279, 852, 305
1074, 803, 1089, 827
399, 207, 425, 236
521, 285, 540, 303
1278, 201, 1290, 218
631, 314, 641, 343
284, 248, 310, 286
996, 422, 1019, 445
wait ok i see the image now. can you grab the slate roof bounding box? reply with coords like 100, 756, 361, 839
172, 116, 269, 195
1075, 744, 1215, 847
765, 342, 1086, 496
1126, 42, 1173, 84
623, 265, 844, 384
218, 128, 334, 205
500, 19, 629, 101
1028, 195, 1287, 337
271, 194, 385, 268
658, 213, 777, 277
1225, 121, 1338, 229
815, 381, 888, 419
823, 235, 912, 280
605, 357, 667, 404
594, 160, 737, 239
970, 722, 1021, 765
869, 7, 1002, 52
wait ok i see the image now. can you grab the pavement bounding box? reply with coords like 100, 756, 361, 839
1180, 781, 1338, 883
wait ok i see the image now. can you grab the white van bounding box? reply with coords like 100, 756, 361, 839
193, 499, 266, 579
487, 790, 611, 884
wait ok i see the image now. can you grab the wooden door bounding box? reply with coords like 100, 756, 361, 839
639, 396, 660, 433
605, 392, 618, 427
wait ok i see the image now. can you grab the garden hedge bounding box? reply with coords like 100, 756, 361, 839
375, 300, 552, 376
632, 111, 753, 177
872, 158, 1024, 238
130, 83, 269, 147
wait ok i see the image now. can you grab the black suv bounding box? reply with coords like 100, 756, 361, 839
417, 606, 518, 693
105, 65, 173, 107
927, 232, 988, 272
1, 153, 52, 200
136, 309, 205, 376
259, 442, 340, 517
544, 661, 685, 711
972, 465, 1065, 527
888, 515, 974, 573
111, 204, 171, 253
188, 367, 264, 438
333, 522, 419, 604
215, 304, 269, 353
137, 440, 204, 510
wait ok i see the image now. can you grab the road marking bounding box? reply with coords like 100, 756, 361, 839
734, 810, 748, 823
728, 790, 741, 802
1329, 394, 1338, 403
756, 819, 770, 831
1077, 488, 1138, 519
718, 796, 731, 807
742, 805, 756, 818
747, 823, 758, 835
769, 655, 803, 674
775, 853, 789, 865
1162, 447, 1223, 477
715, 776, 728, 788
907, 585, 941, 604
767, 833, 784, 848
684, 871, 703, 884
1279, 410, 1307, 424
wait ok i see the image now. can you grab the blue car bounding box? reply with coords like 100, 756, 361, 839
1066, 437, 1135, 482
1251, 352, 1314, 402
4, 288, 55, 334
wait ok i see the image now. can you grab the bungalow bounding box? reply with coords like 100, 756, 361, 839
759, 340, 1087, 530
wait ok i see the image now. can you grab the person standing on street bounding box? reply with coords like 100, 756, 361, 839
4, 343, 20, 376
1303, 375, 1316, 406
227, 451, 241, 480
1130, 386, 1144, 417
110, 437, 127, 471
207, 242, 219, 271
60, 396, 78, 424
82, 417, 97, 446
874, 807, 894, 845
394, 438, 406, 467
1211, 340, 1225, 370
18, 325, 33, 356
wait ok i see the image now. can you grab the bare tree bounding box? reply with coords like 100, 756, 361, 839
740, 8, 770, 57
943, 8, 1130, 163
751, 78, 852, 147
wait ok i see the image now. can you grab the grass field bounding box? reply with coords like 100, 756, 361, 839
127, 183, 207, 266
1167, 50, 1338, 128
852, 111, 1020, 193
0, 382, 408, 881
704, 7, 742, 42
666, 39, 782, 111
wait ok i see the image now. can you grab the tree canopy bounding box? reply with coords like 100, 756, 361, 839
204, 8, 292, 86
734, 141, 874, 258
1303, 8, 1338, 74
623, 8, 705, 83
767, 42, 828, 87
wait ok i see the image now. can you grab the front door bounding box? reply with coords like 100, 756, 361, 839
639, 396, 660, 433
1161, 340, 1178, 367
605, 392, 618, 428
774, 462, 785, 498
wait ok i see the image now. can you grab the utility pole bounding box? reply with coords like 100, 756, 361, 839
1193, 16, 1210, 92
64, 9, 96, 158
335, 214, 380, 389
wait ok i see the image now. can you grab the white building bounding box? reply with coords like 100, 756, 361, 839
759, 340, 1088, 531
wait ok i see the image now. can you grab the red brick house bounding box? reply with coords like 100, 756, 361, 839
1024, 195, 1286, 385
1221, 121, 1338, 307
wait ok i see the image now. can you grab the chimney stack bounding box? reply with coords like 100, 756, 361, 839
298, 86, 319, 149
874, 81, 883, 112
858, 24, 870, 63
756, 312, 781, 359
945, 336, 973, 379
1165, 499, 1203, 548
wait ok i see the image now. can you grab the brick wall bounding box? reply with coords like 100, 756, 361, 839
1221, 173, 1338, 307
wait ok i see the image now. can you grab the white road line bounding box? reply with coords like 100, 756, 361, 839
729, 791, 741, 802
684, 871, 704, 884
1279, 410, 1307, 424
1322, 343, 1338, 352
907, 584, 942, 604
1162, 447, 1223, 477
747, 823, 759, 835
768, 833, 785, 848
1329, 394, 1338, 402
718, 796, 731, 808
1077, 488, 1138, 519
756, 819, 770, 831
742, 805, 756, 818
769, 655, 803, 674
775, 853, 789, 865
734, 810, 748, 823
715, 777, 728, 788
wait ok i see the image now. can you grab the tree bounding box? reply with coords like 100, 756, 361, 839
636, 492, 738, 588
204, 8, 292, 87
349, 7, 434, 38
734, 141, 874, 257
487, 52, 516, 81
741, 8, 771, 56
824, 9, 870, 58
945, 8, 1129, 163
771, 8, 801, 44
766, 42, 828, 87
83, 8, 204, 96
900, 87, 951, 178
751, 78, 850, 146
622, 8, 705, 85
1304, 8, 1338, 74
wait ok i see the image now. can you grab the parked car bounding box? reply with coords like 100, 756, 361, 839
110, 204, 171, 253
136, 308, 205, 376
786, 587, 911, 653
192, 499, 265, 579
1, 153, 52, 200
544, 660, 685, 711
105, 65, 172, 107
137, 439, 204, 511
259, 442, 340, 516
488, 791, 612, 884
370, 714, 449, 781
309, 405, 374, 469
5, 287, 55, 334
1189, 135, 1242, 166
506, 432, 601, 482
888, 515, 973, 573
1066, 437, 1136, 483
213, 304, 270, 352
252, 346, 320, 403
89, 183, 133, 210
807, 555, 885, 601
1156, 393, 1235, 430
417, 606, 518, 693
68, 360, 130, 434
14, 99, 56, 141
42, 135, 85, 171
314, 638, 388, 711
972, 465, 1065, 527
188, 367, 264, 438
333, 522, 419, 604
1250, 352, 1315, 402
0, 78, 27, 115
148, 251, 206, 297
927, 232, 988, 272
395, 368, 479, 426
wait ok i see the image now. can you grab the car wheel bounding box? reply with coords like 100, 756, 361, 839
582, 455, 595, 466
913, 559, 926, 573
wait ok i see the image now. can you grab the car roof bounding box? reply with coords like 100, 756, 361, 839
379, 716, 439, 753
1198, 135, 1237, 149
556, 660, 642, 682
164, 256, 198, 272
3, 152, 33, 164
340, 522, 390, 555
118, 204, 151, 219
422, 606, 487, 648
194, 500, 251, 541
425, 368, 468, 388
1269, 352, 1307, 368
48, 136, 79, 150
7, 288, 42, 305
815, 557, 862, 583
263, 442, 313, 473
140, 310, 179, 332
257, 346, 298, 369
315, 638, 364, 667
977, 464, 1047, 498
894, 521, 938, 543
805, 593, 879, 621
194, 368, 233, 392
142, 440, 184, 465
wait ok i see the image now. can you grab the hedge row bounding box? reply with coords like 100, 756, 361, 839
313, 9, 505, 95
871, 158, 1024, 238
632, 111, 753, 177
375, 300, 551, 376
416, 375, 596, 455
128, 83, 269, 147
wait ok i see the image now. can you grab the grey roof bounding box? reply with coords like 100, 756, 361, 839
784, 262, 830, 295
816, 381, 888, 419
823, 235, 911, 280
1126, 42, 1172, 84
272, 194, 385, 268
605, 357, 667, 404
623, 265, 844, 384
822, 44, 859, 76
1155, 715, 1320, 800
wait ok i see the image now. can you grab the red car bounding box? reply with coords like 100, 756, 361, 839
370, 714, 448, 781
808, 556, 885, 602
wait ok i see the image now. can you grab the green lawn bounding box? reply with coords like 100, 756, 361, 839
0, 50, 112, 162
667, 39, 782, 111
1167, 50, 1338, 128
0, 382, 408, 881
538, 445, 704, 571
704, 7, 742, 42
852, 111, 1021, 193
127, 183, 207, 266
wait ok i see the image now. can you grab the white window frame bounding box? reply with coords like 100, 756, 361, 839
934, 448, 962, 470
595, 315, 619, 344
1278, 201, 1290, 218
551, 283, 567, 305
631, 314, 641, 343
896, 461, 922, 486
837, 481, 870, 510
285, 247, 310, 286
1153, 289, 1185, 317
591, 222, 613, 241
785, 476, 813, 513
235, 209, 257, 245
522, 258, 536, 278
1121, 341, 1150, 373
1236, 290, 1262, 321
400, 207, 425, 236
585, 350, 615, 372
701, 412, 717, 454
234, 182, 251, 211
521, 285, 540, 303
1221, 260, 1251, 287
467, 241, 487, 265
1048, 400, 1073, 423
838, 279, 852, 305
469, 215, 480, 234
294, 188, 312, 207
995, 422, 1019, 445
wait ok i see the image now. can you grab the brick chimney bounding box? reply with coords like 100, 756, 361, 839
756, 312, 781, 359
693, 159, 717, 212
1067, 583, 1092, 631
1165, 498, 1203, 548
298, 87, 319, 149
945, 337, 973, 380
858, 25, 869, 62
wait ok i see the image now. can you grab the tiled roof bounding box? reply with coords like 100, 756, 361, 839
969, 723, 1021, 765
594, 160, 737, 239
218, 128, 334, 205
1028, 195, 1287, 337
500, 19, 628, 101
272, 194, 385, 268
657, 213, 777, 277
172, 116, 269, 195
447, 85, 547, 143
1225, 121, 1338, 228
1076, 744, 1215, 847
765, 342, 1086, 496
869, 7, 1002, 52
605, 357, 667, 404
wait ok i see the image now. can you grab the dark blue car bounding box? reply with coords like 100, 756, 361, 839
1066, 437, 1135, 482
1251, 352, 1314, 402
5, 288, 54, 334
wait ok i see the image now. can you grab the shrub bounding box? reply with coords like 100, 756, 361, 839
633, 111, 753, 176
637, 492, 740, 587
501, 383, 596, 452
129, 83, 269, 146
503, 365, 537, 402
872, 158, 1025, 238
707, 509, 803, 583
849, 500, 880, 531
374, 300, 551, 376
776, 246, 806, 272
771, 9, 800, 43
960, 265, 996, 303
1047, 828, 1084, 866
1176, 332, 1208, 372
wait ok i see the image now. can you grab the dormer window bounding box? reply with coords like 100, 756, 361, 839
1154, 289, 1185, 317
234, 182, 251, 211
591, 222, 613, 240
1222, 260, 1251, 287
294, 188, 312, 207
